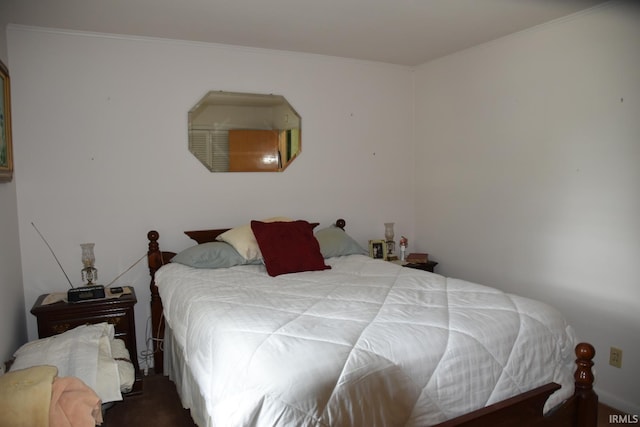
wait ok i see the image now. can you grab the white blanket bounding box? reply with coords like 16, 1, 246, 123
156, 254, 576, 426
11, 323, 122, 403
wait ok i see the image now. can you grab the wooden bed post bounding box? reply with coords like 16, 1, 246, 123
147, 230, 175, 374
574, 342, 598, 427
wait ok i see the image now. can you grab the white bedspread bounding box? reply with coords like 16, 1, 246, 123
156, 254, 576, 427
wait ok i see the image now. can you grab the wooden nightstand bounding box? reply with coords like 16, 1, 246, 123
403, 261, 438, 273
31, 287, 143, 395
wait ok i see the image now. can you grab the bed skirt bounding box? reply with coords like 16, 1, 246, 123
164, 325, 213, 427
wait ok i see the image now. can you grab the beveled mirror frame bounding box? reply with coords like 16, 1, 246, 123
188, 91, 301, 172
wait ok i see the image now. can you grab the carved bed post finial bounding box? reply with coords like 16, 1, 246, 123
147, 230, 160, 259
575, 342, 595, 390
147, 230, 160, 281
574, 342, 598, 427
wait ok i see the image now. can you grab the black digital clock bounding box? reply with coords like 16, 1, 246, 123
67, 285, 106, 302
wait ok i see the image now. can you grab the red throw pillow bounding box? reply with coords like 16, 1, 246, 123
251, 220, 330, 277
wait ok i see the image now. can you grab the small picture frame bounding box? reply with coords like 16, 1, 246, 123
368, 239, 388, 260
0, 59, 13, 182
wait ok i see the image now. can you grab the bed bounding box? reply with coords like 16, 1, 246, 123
146, 218, 597, 427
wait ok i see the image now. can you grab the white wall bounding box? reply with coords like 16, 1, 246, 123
414, 2, 640, 413
0, 179, 25, 368
7, 26, 415, 370
0, 21, 27, 368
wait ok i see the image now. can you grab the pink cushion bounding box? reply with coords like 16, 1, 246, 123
251, 220, 330, 277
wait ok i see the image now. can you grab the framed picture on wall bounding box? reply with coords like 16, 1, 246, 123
0, 59, 13, 182
368, 239, 388, 260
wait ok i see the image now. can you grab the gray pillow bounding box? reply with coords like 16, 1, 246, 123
171, 241, 249, 269
315, 226, 367, 258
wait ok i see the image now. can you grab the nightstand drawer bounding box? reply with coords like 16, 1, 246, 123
390, 260, 439, 273
404, 261, 438, 273
38, 309, 131, 341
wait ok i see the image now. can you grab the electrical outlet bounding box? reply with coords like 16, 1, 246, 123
609, 347, 623, 368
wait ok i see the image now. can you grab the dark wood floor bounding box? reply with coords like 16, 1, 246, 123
103, 374, 626, 427
102, 374, 196, 427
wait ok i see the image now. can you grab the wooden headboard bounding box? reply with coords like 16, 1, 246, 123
146, 218, 346, 372
182, 218, 337, 244
183, 228, 231, 244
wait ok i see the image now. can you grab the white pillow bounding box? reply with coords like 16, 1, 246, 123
216, 216, 292, 260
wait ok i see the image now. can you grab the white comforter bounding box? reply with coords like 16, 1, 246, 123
156, 254, 576, 427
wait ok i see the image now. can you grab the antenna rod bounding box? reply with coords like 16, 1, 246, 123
31, 222, 75, 288
105, 253, 146, 288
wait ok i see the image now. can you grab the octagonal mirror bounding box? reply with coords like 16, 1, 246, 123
188, 91, 301, 172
